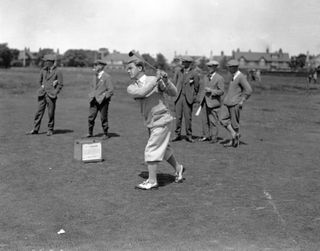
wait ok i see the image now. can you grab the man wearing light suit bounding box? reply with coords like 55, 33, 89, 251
126, 59, 184, 190
172, 56, 200, 143
198, 60, 225, 143
27, 54, 63, 136
87, 60, 114, 140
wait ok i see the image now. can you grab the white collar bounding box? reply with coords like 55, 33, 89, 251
209, 72, 216, 80
98, 70, 104, 79
232, 70, 241, 81
136, 74, 146, 84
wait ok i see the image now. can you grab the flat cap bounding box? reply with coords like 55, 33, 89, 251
43, 54, 56, 61
180, 55, 193, 62
206, 60, 219, 66
94, 59, 107, 65
227, 59, 239, 67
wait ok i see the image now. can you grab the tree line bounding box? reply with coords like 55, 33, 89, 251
0, 42, 314, 71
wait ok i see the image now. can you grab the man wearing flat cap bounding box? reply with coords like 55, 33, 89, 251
197, 60, 225, 143
27, 54, 63, 136
172, 56, 200, 143
220, 59, 252, 147
87, 60, 114, 140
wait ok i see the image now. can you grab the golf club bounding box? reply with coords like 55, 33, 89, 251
128, 50, 157, 71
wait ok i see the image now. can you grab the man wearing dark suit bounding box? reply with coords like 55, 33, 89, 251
27, 54, 63, 136
220, 59, 252, 147
87, 60, 114, 140
197, 60, 225, 143
172, 56, 200, 143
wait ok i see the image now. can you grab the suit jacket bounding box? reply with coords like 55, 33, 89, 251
127, 74, 177, 128
174, 68, 200, 104
37, 66, 63, 98
198, 72, 225, 108
223, 71, 252, 106
88, 71, 114, 104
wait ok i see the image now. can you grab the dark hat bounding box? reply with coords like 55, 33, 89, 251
94, 59, 107, 66
180, 56, 193, 62
227, 59, 239, 67
206, 60, 219, 66
43, 54, 56, 61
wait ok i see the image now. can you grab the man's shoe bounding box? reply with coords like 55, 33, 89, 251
209, 138, 218, 144
26, 130, 38, 135
186, 137, 194, 143
102, 135, 110, 140
233, 133, 240, 147
171, 135, 182, 142
198, 137, 211, 142
86, 133, 93, 138
135, 180, 159, 190
175, 165, 185, 183
223, 139, 234, 147
46, 131, 53, 136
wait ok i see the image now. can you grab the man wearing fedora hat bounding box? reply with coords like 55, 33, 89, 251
172, 56, 200, 143
87, 60, 114, 140
197, 60, 225, 143
220, 59, 252, 147
26, 54, 63, 136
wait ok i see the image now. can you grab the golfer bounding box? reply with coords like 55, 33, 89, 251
126, 58, 184, 190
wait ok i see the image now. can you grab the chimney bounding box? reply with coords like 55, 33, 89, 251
266, 47, 269, 54
221, 51, 224, 56
232, 50, 235, 58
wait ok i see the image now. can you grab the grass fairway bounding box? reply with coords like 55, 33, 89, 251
0, 68, 320, 250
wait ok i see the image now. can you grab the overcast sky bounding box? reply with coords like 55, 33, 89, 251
1, 0, 320, 60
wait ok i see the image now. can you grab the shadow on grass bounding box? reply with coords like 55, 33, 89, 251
54, 129, 74, 134
139, 171, 175, 187
95, 132, 120, 138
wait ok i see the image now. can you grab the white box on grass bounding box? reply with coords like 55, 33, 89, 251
74, 139, 103, 163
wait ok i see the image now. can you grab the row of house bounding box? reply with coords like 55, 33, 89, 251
15, 47, 318, 72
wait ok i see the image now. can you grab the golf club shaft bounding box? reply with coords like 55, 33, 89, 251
129, 51, 157, 71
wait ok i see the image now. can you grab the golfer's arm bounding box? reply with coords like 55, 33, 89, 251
127, 82, 157, 98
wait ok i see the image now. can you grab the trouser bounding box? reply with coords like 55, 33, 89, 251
145, 123, 173, 162
174, 95, 193, 137
201, 104, 220, 139
220, 104, 241, 132
88, 98, 109, 135
33, 94, 56, 132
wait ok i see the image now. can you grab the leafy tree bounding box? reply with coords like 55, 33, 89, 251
155, 53, 169, 70
0, 43, 13, 68
142, 53, 156, 70
36, 48, 55, 66
198, 57, 209, 71
10, 48, 20, 61
62, 49, 96, 67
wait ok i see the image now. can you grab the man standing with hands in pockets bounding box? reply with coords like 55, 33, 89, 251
87, 60, 114, 140
26, 54, 63, 136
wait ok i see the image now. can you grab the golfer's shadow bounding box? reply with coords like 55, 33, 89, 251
139, 171, 175, 187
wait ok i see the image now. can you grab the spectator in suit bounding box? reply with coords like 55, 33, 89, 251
220, 59, 252, 147
87, 60, 114, 140
126, 59, 184, 190
197, 60, 225, 143
26, 54, 63, 136
172, 56, 200, 143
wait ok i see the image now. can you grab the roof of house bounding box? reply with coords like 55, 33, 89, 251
18, 50, 36, 60
234, 51, 290, 62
